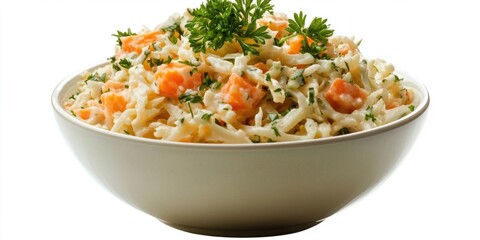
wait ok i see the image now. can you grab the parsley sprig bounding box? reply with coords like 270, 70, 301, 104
281, 11, 334, 58
185, 0, 273, 55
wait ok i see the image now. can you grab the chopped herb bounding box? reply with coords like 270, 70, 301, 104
119, 58, 132, 69
331, 62, 340, 72
408, 105, 415, 111
308, 87, 315, 105
112, 28, 136, 47
125, 84, 129, 89
179, 92, 203, 103
85, 72, 107, 83
365, 113, 376, 122
273, 88, 282, 92
200, 73, 220, 91
271, 125, 281, 137
344, 61, 350, 71
124, 130, 130, 135
107, 56, 116, 63
69, 94, 77, 100
187, 102, 194, 118
178, 60, 200, 67
201, 113, 213, 121
356, 39, 363, 47
280, 108, 291, 116
337, 127, 350, 135
70, 110, 76, 117
265, 73, 271, 82
394, 74, 403, 82
180, 118, 185, 124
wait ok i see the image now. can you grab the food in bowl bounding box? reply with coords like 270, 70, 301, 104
62, 0, 419, 143
52, 0, 429, 237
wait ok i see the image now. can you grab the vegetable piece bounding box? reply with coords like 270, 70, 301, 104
185, 0, 273, 55
154, 62, 203, 99
221, 73, 265, 115
119, 31, 160, 55
287, 35, 313, 54
75, 108, 91, 120
101, 92, 127, 115
325, 78, 367, 114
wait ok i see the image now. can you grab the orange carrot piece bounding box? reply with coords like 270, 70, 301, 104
221, 73, 265, 116
121, 31, 160, 55
154, 62, 202, 99
101, 92, 127, 114
325, 78, 367, 114
288, 35, 314, 54
76, 108, 91, 120
254, 62, 269, 73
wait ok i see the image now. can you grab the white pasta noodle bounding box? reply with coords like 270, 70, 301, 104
63, 9, 418, 144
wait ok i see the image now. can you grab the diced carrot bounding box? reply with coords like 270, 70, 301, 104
296, 64, 309, 69
288, 35, 314, 54
101, 92, 127, 128
102, 80, 125, 93
154, 62, 202, 99
254, 62, 269, 73
325, 78, 367, 114
121, 31, 160, 55
101, 92, 127, 114
221, 73, 265, 116
76, 108, 91, 120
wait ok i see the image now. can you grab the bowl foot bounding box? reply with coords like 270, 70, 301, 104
160, 220, 323, 237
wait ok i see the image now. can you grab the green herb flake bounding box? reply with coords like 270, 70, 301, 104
271, 126, 281, 137
408, 105, 415, 111
201, 113, 213, 121
112, 28, 136, 47
337, 127, 350, 135
119, 58, 132, 69
308, 87, 315, 105
265, 73, 271, 82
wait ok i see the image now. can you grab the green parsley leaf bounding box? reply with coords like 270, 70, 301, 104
119, 58, 132, 69
281, 11, 334, 58
112, 28, 136, 47
185, 0, 273, 55
85, 72, 107, 83
179, 92, 203, 103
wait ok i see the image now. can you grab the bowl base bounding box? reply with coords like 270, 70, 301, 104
161, 220, 323, 237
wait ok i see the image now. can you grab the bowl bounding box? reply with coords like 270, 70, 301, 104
51, 62, 429, 237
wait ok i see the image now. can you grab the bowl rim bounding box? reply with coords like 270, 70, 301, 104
52, 62, 430, 150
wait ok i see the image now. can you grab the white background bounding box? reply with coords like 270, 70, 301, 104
1, 0, 479, 239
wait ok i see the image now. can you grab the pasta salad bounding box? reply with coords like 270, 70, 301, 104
64, 0, 418, 143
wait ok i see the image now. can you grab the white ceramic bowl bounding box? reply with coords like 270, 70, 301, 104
52, 63, 429, 237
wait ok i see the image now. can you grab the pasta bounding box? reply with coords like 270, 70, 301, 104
64, 8, 418, 144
